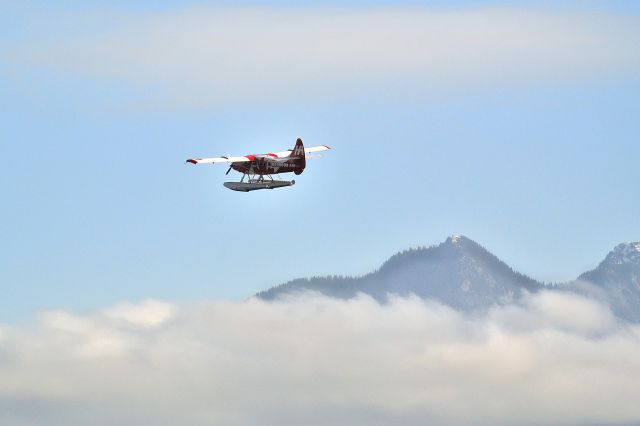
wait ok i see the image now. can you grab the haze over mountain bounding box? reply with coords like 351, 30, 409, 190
258, 235, 640, 322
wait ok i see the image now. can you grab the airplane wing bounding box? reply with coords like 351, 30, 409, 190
273, 145, 332, 158
186, 156, 252, 165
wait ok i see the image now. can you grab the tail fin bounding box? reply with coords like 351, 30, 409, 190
292, 138, 306, 175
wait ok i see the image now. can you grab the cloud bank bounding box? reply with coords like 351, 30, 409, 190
1, 292, 640, 425
8, 6, 640, 105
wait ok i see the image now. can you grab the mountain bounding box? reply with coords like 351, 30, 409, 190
257, 235, 543, 311
258, 235, 640, 322
576, 242, 640, 321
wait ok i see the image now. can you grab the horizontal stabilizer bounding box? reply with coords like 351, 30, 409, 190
274, 145, 331, 158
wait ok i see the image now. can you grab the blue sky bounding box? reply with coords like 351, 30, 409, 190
1, 0, 639, 321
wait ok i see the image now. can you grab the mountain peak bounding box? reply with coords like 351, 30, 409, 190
576, 241, 640, 322
444, 234, 474, 247
450, 234, 463, 243
442, 235, 487, 255
603, 242, 640, 266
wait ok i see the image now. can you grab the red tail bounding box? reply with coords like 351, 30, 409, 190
292, 138, 306, 175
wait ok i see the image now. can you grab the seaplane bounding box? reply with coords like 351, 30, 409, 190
186, 138, 331, 192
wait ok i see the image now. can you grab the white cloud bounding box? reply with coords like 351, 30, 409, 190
1, 291, 640, 425
103, 299, 175, 328
7, 6, 640, 106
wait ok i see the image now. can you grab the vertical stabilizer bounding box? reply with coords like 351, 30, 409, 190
292, 138, 306, 175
